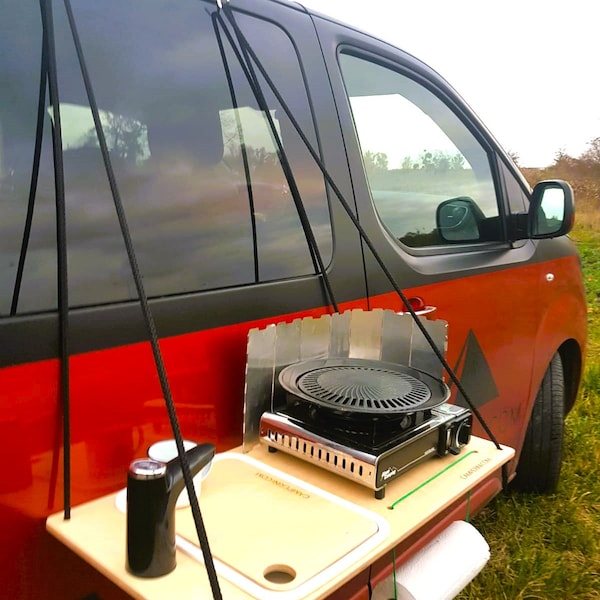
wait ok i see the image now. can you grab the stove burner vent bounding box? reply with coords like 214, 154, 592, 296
263, 425, 373, 484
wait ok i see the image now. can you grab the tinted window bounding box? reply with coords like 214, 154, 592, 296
501, 162, 529, 214
0, 5, 57, 313
339, 53, 501, 248
0, 1, 331, 315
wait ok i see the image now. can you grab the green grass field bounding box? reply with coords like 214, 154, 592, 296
457, 193, 600, 599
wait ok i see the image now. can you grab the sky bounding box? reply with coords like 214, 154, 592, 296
300, 0, 600, 167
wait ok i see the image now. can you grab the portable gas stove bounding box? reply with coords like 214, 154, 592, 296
259, 357, 472, 499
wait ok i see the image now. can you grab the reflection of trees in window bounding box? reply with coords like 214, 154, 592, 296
401, 229, 442, 247
416, 150, 465, 171
220, 112, 240, 157
226, 144, 279, 174
366, 149, 465, 173
83, 113, 147, 164
220, 108, 281, 175
363, 150, 389, 175
400, 151, 465, 171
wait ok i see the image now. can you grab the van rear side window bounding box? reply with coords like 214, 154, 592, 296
0, 0, 331, 316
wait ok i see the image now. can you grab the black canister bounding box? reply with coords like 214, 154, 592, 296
126, 443, 215, 577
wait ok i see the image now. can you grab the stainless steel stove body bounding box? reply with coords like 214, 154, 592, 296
259, 403, 471, 499
243, 310, 472, 499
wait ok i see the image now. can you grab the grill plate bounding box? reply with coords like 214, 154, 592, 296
279, 358, 449, 415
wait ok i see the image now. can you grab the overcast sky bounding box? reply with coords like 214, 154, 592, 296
300, 0, 600, 167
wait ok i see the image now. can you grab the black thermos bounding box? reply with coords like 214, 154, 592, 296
126, 442, 215, 577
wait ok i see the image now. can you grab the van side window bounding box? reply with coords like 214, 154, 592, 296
0, 4, 58, 314
339, 53, 501, 248
501, 162, 529, 214
0, 1, 331, 316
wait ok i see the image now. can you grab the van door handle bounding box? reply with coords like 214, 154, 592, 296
397, 297, 437, 317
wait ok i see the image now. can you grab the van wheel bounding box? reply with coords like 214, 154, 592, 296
512, 353, 565, 493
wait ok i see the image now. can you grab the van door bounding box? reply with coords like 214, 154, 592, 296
314, 28, 546, 456
0, 1, 366, 597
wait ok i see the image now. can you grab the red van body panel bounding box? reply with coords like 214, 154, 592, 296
0, 254, 586, 598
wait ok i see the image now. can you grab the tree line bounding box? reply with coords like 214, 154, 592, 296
522, 136, 600, 214
517, 136, 600, 178
364, 149, 465, 173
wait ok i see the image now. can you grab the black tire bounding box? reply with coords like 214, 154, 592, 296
512, 353, 565, 493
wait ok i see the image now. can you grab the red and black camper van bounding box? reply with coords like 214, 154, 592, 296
0, 1, 586, 598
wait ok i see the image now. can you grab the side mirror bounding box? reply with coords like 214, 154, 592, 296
529, 180, 574, 239
436, 196, 485, 242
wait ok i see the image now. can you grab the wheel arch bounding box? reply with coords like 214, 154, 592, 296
558, 338, 584, 415
530, 286, 587, 417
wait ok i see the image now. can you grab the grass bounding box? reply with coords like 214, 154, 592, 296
456, 213, 600, 599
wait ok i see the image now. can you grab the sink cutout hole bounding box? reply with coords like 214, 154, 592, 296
263, 564, 297, 584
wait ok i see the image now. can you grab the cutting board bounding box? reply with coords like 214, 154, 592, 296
176, 453, 386, 596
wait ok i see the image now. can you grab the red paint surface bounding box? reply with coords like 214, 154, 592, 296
0, 257, 586, 599
370, 255, 587, 459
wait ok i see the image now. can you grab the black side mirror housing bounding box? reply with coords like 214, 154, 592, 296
527, 180, 575, 239
436, 196, 486, 242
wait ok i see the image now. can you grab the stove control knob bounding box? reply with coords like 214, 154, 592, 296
448, 417, 472, 455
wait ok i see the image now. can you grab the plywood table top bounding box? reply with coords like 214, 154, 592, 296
47, 436, 513, 600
